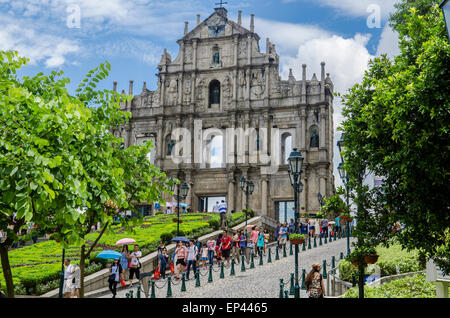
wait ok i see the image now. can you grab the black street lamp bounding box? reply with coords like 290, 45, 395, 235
240, 176, 255, 227
441, 0, 450, 41
170, 178, 189, 236
287, 148, 304, 299
337, 135, 351, 257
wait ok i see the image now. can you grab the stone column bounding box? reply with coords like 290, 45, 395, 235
227, 172, 235, 213
320, 105, 326, 149
301, 64, 307, 104
193, 39, 198, 70
261, 175, 268, 216
300, 108, 307, 151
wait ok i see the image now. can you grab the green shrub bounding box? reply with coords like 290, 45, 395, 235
343, 274, 435, 298
338, 259, 376, 282
160, 232, 173, 244
208, 219, 220, 230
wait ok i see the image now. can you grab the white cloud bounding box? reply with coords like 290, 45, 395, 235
376, 24, 400, 58
309, 0, 399, 19
0, 23, 80, 68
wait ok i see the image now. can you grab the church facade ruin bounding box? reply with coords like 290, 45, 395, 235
113, 7, 335, 222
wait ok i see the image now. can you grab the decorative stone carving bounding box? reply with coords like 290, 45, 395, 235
167, 79, 177, 106
251, 69, 265, 99
184, 76, 191, 103
223, 76, 232, 104
238, 70, 246, 100
239, 40, 247, 57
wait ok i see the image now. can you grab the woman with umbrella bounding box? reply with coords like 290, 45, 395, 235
119, 245, 129, 287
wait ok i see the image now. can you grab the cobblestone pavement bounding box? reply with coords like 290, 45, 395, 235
97, 236, 355, 298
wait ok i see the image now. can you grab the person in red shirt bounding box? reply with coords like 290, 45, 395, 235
220, 230, 232, 266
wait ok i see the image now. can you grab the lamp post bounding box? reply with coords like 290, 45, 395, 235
287, 148, 304, 299
239, 176, 255, 227
441, 0, 450, 41
170, 178, 189, 236
337, 135, 351, 257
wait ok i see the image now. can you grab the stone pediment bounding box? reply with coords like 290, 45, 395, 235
180, 10, 259, 42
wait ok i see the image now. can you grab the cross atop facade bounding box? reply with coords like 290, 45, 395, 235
215, 0, 228, 8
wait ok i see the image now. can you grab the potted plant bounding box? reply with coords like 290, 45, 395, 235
289, 233, 306, 245
362, 246, 379, 264
347, 248, 364, 267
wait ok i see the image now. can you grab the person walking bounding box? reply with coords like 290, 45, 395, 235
256, 228, 265, 257
321, 218, 329, 238
279, 223, 288, 250
263, 229, 269, 255
250, 226, 259, 255
335, 215, 341, 237
239, 230, 249, 264
159, 248, 169, 279
119, 245, 129, 287
128, 245, 142, 287
274, 221, 281, 248
309, 218, 315, 238
220, 230, 232, 266
305, 262, 326, 298
174, 241, 187, 279
70, 263, 80, 298
288, 219, 295, 233
212, 201, 220, 213
219, 200, 228, 229
200, 243, 209, 268
185, 240, 198, 280
207, 237, 216, 266
232, 231, 241, 265
108, 258, 122, 298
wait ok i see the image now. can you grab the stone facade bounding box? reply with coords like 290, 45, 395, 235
113, 8, 335, 220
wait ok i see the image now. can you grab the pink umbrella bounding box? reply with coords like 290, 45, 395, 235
115, 238, 136, 246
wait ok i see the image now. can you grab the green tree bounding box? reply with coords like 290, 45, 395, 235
390, 0, 440, 30
320, 186, 350, 219
339, 6, 450, 273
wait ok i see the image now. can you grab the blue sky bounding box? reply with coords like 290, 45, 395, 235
0, 0, 401, 189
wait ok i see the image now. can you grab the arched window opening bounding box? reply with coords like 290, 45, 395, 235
209, 80, 220, 108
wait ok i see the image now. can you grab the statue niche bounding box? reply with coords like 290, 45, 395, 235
209, 80, 221, 108
310, 129, 319, 148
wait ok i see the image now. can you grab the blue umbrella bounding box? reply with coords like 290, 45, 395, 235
96, 250, 121, 260
171, 236, 190, 244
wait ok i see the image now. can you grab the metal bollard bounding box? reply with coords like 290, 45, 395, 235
314, 236, 317, 248
289, 273, 294, 295
230, 259, 235, 276
275, 246, 280, 260
241, 255, 246, 272
267, 248, 272, 263
150, 280, 156, 298
166, 276, 172, 297
301, 269, 306, 290
289, 243, 293, 255
324, 235, 328, 244
284, 290, 289, 298
195, 268, 201, 287
208, 264, 213, 283
340, 252, 344, 260
308, 237, 311, 249
136, 282, 141, 298
181, 273, 186, 292
279, 278, 285, 298
259, 250, 263, 266
322, 260, 327, 279
332, 256, 336, 269
250, 252, 255, 269
319, 236, 322, 246
220, 262, 225, 278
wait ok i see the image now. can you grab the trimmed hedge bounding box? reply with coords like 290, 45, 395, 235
338, 243, 425, 282
343, 274, 436, 298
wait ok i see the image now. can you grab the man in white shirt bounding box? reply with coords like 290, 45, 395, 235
185, 240, 198, 280
166, 207, 172, 214
218, 200, 227, 229
129, 245, 142, 287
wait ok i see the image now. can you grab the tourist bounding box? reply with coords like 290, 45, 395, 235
70, 263, 80, 298
274, 221, 281, 248
128, 245, 142, 287
157, 241, 165, 255
174, 241, 187, 279
256, 228, 265, 257
305, 262, 326, 298
251, 226, 259, 254
200, 243, 209, 268
288, 219, 295, 233
300, 219, 308, 235
309, 218, 315, 237
159, 248, 169, 279
321, 217, 329, 238
108, 258, 122, 298
212, 201, 220, 213
194, 237, 202, 266
185, 240, 198, 280
335, 215, 341, 237
263, 229, 269, 255
215, 233, 223, 265
220, 230, 232, 266
166, 207, 172, 214
279, 223, 288, 250
219, 200, 228, 229
119, 245, 129, 286
63, 259, 74, 298
239, 230, 249, 264
207, 237, 216, 266
231, 231, 241, 265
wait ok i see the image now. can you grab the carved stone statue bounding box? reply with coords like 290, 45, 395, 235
223, 76, 232, 104
167, 80, 177, 105
310, 130, 319, 148
167, 139, 175, 156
